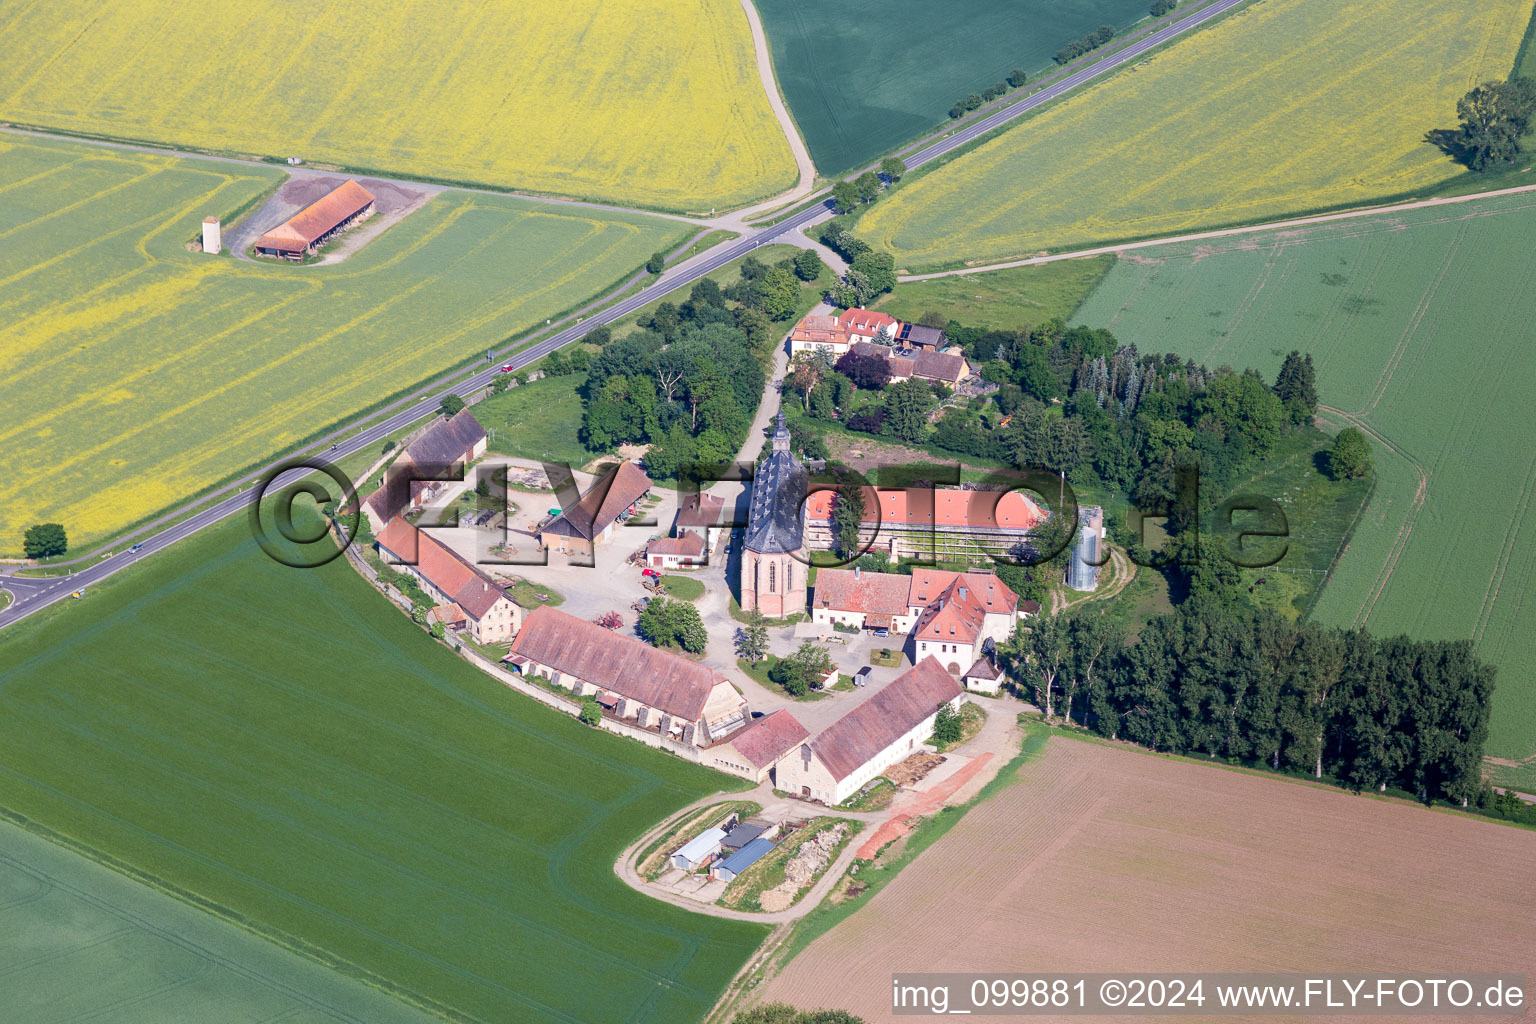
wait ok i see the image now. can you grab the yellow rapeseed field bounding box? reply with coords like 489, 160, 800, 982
0, 137, 686, 554
859, 0, 1533, 269
0, 0, 794, 211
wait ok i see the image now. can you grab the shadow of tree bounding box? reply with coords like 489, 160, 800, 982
1424, 128, 1473, 168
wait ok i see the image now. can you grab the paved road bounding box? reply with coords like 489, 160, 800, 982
0, 0, 1245, 633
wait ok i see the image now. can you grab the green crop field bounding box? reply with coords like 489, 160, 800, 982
0, 135, 685, 554
1073, 191, 1536, 790
753, 0, 1153, 174
0, 819, 440, 1024
859, 0, 1533, 270
0, 515, 765, 1024
875, 255, 1115, 330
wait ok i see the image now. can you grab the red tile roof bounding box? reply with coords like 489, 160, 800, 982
908, 570, 1017, 646
714, 709, 809, 768
811, 657, 961, 782
545, 461, 652, 541
375, 516, 511, 620
837, 308, 898, 336
804, 487, 1046, 531
507, 606, 725, 721
790, 314, 849, 347
812, 567, 911, 616
255, 179, 375, 251
676, 493, 726, 531
648, 530, 706, 559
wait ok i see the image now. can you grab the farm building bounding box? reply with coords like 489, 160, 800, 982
361, 408, 488, 530
896, 322, 947, 350
539, 461, 652, 556
711, 837, 775, 881
803, 484, 1046, 562
646, 530, 706, 570
375, 517, 522, 643
506, 606, 749, 746
704, 708, 810, 782
740, 410, 807, 617
844, 341, 969, 388
720, 819, 776, 851
812, 567, 1022, 674
776, 656, 963, 805
672, 827, 727, 871
254, 179, 375, 260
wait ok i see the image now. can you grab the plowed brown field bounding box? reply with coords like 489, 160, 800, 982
757, 735, 1536, 1022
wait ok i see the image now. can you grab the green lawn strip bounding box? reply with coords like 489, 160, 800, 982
668, 230, 742, 268
774, 718, 1044, 966
877, 255, 1115, 329
659, 575, 706, 601
507, 578, 566, 608
734, 657, 831, 701
637, 800, 764, 881
0, 513, 767, 1024
930, 701, 987, 753
727, 595, 805, 626
836, 778, 897, 813
718, 817, 863, 912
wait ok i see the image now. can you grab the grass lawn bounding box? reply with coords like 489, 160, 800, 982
859, 0, 1533, 269
660, 574, 706, 601
0, 515, 765, 1024
868, 648, 903, 668
0, 0, 792, 210
508, 578, 566, 608
876, 255, 1115, 330
735, 657, 831, 701
0, 136, 686, 555
475, 374, 592, 468
837, 778, 897, 813
753, 0, 1156, 174
1074, 189, 1536, 791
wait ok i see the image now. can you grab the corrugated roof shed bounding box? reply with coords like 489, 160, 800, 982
675, 827, 727, 865
507, 606, 723, 720
811, 657, 961, 782
716, 836, 774, 876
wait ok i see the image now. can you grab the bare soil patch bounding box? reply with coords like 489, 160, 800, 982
884, 752, 944, 789
229, 172, 437, 264
759, 736, 1536, 1022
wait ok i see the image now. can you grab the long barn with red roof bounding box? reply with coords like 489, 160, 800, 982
255, 179, 376, 260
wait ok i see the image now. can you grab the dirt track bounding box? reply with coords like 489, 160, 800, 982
754, 735, 1536, 1023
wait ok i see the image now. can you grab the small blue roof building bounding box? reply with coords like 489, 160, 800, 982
711, 836, 775, 881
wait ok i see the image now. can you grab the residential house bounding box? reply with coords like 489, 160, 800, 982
646, 529, 706, 570
809, 566, 915, 634
506, 606, 750, 745
375, 516, 522, 644
837, 307, 899, 345
775, 657, 964, 805
787, 314, 850, 357
675, 492, 728, 553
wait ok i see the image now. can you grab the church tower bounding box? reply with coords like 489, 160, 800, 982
740, 409, 807, 617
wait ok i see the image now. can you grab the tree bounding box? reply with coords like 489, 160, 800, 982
1325, 427, 1373, 480
490, 374, 511, 395
830, 180, 860, 214
1006, 68, 1029, 88
1025, 614, 1071, 718
881, 379, 932, 443
1450, 78, 1536, 171
754, 266, 801, 321
768, 657, 808, 697
439, 393, 465, 417
853, 170, 881, 203
792, 248, 825, 282
830, 476, 867, 557
879, 157, 907, 182
737, 609, 769, 662
789, 639, 834, 688
23, 522, 67, 559
646, 251, 666, 274
429, 621, 446, 641
848, 250, 897, 297
579, 699, 603, 726
1150, 0, 1177, 14
933, 702, 963, 745
638, 597, 708, 653
834, 349, 891, 391
544, 349, 570, 376
1273, 350, 1318, 423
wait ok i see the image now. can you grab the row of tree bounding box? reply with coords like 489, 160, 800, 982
1004, 606, 1494, 804
817, 225, 899, 308
947, 68, 1030, 120
1055, 24, 1116, 65
830, 158, 907, 215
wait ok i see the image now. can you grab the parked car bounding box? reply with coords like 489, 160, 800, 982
872, 627, 890, 638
